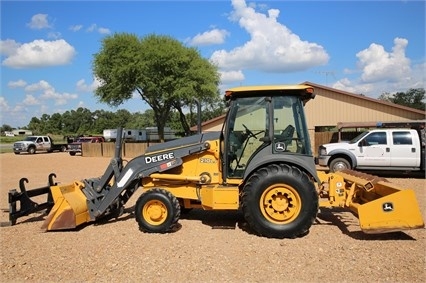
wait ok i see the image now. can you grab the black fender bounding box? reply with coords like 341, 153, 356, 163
243, 147, 320, 184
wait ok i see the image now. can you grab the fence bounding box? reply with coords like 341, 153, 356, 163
82, 142, 157, 158
314, 131, 360, 153
83, 131, 362, 158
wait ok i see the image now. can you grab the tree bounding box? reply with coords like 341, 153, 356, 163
93, 33, 220, 141
378, 88, 425, 110
0, 124, 13, 133
28, 117, 42, 134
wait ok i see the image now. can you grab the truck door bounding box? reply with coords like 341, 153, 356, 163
42, 137, 51, 151
356, 131, 391, 167
390, 130, 420, 167
35, 137, 44, 150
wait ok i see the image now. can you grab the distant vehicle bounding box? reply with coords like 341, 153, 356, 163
317, 128, 425, 173
103, 129, 147, 142
4, 131, 15, 137
67, 136, 105, 156
13, 136, 68, 154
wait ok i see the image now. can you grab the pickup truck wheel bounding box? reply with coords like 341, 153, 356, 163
135, 188, 181, 233
60, 145, 67, 152
69, 152, 76, 156
28, 147, 36, 154
329, 157, 351, 172
14, 152, 20, 155
242, 164, 318, 239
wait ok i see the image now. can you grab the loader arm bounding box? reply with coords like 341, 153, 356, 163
42, 128, 215, 230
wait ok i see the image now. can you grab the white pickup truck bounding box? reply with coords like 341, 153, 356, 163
317, 128, 425, 173
13, 136, 68, 154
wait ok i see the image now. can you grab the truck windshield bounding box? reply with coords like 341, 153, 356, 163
349, 131, 369, 144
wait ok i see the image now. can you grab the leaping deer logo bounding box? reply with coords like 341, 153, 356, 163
382, 202, 394, 212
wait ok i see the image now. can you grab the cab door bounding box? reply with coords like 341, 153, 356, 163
42, 137, 51, 151
390, 130, 420, 167
356, 131, 391, 167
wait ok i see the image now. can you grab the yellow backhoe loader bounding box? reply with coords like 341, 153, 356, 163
6, 85, 424, 238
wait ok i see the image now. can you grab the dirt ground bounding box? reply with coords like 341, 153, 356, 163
0, 152, 425, 282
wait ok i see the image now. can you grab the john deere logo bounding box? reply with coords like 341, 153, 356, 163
275, 142, 286, 152
382, 202, 394, 212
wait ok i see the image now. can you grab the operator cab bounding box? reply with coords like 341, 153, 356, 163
222, 85, 315, 180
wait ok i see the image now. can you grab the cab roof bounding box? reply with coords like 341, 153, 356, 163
224, 84, 315, 102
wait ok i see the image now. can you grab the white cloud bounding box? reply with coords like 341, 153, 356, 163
210, 0, 329, 73
86, 24, 111, 34
25, 80, 78, 105
189, 29, 230, 46
357, 38, 411, 83
220, 70, 245, 84
76, 77, 102, 92
27, 14, 52, 30
8, 79, 27, 88
47, 31, 62, 39
0, 39, 21, 56
332, 37, 424, 97
25, 80, 52, 92
0, 97, 9, 111
23, 94, 40, 106
98, 27, 111, 34
2, 39, 76, 69
69, 25, 83, 32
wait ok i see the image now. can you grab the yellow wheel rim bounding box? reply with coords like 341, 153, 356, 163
260, 184, 301, 224
143, 200, 168, 226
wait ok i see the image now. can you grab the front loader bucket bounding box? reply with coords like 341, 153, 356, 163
41, 181, 91, 231
319, 170, 424, 234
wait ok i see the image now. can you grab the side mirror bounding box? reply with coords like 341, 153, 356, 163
358, 140, 365, 147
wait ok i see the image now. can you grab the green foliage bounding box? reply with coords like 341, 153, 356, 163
93, 33, 220, 141
22, 104, 224, 137
378, 88, 425, 110
0, 124, 13, 132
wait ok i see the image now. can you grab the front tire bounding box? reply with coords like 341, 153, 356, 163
329, 157, 351, 172
28, 147, 36, 154
242, 164, 318, 239
135, 188, 180, 233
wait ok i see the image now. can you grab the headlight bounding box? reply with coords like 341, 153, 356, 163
319, 146, 327, 155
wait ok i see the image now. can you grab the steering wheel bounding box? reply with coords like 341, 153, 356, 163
242, 124, 257, 139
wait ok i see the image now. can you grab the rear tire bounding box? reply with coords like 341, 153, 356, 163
242, 164, 318, 239
60, 145, 67, 152
69, 152, 76, 156
135, 188, 180, 233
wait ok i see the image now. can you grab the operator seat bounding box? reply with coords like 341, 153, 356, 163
276, 125, 295, 147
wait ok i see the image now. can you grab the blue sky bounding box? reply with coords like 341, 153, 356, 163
1, 0, 425, 128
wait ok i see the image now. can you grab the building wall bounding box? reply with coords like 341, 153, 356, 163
196, 83, 425, 154
12, 129, 33, 136
303, 87, 424, 130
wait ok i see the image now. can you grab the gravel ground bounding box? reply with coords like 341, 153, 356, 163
0, 152, 425, 283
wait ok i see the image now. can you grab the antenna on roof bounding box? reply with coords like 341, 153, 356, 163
315, 71, 336, 86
